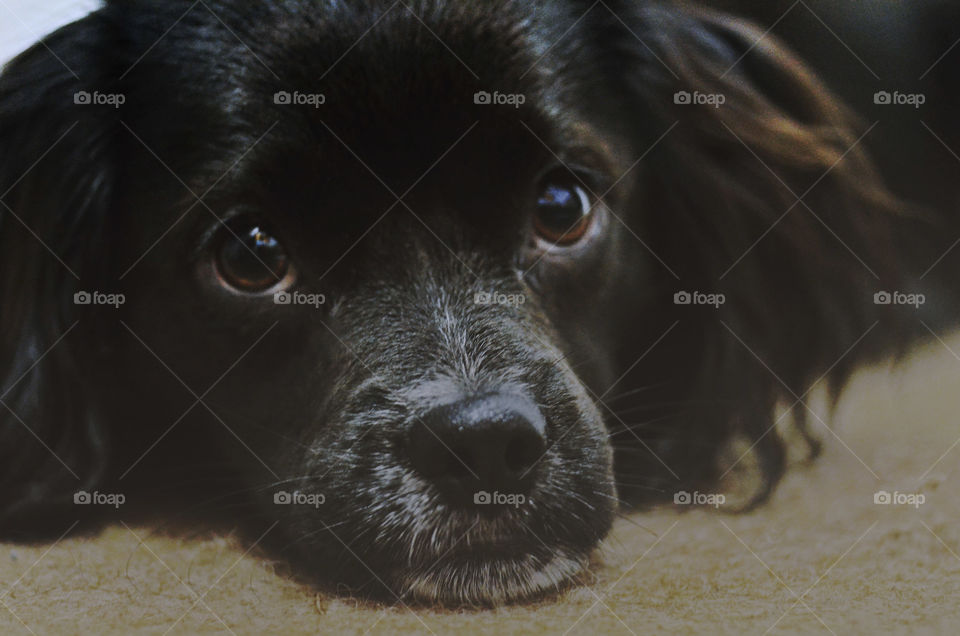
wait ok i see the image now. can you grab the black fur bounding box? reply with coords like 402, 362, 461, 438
0, 0, 954, 605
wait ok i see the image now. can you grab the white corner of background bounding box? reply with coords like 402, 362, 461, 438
0, 0, 104, 66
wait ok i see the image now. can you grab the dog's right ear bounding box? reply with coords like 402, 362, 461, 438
0, 11, 120, 535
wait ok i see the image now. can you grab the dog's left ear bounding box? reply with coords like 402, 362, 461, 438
604, 3, 910, 502
0, 11, 120, 534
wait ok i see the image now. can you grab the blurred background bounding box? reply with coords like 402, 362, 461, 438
0, 0, 100, 65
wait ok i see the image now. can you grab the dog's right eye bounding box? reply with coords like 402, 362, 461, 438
533, 174, 595, 246
214, 223, 292, 293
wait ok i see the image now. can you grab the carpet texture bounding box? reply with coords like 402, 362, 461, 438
2, 333, 958, 635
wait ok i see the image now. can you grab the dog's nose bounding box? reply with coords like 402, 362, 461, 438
406, 393, 547, 506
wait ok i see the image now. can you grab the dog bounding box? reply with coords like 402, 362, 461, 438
1, 0, 957, 606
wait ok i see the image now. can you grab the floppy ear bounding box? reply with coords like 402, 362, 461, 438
605, 3, 910, 505
0, 12, 119, 534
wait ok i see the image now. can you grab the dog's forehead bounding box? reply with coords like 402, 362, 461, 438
155, 1, 573, 179
275, 2, 548, 119
213, 1, 548, 92
125, 0, 630, 244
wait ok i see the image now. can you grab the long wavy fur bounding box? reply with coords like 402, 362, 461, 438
0, 0, 920, 534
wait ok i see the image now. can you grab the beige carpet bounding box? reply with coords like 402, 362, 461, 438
2, 333, 959, 635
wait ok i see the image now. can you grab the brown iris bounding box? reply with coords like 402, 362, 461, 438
216, 223, 289, 292
533, 177, 594, 245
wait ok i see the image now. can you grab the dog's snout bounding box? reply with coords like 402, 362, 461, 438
407, 393, 547, 505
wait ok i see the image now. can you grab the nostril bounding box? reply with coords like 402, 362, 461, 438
504, 429, 544, 474
447, 444, 475, 478
406, 425, 466, 479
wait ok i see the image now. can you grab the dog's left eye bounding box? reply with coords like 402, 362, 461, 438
215, 223, 291, 293
533, 177, 595, 245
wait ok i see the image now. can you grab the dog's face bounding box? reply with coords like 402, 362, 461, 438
105, 0, 642, 604
0, 0, 905, 606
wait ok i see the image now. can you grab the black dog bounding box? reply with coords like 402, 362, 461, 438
1, 0, 956, 605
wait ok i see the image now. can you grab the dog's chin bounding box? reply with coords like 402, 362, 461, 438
395, 548, 590, 607
377, 501, 611, 606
